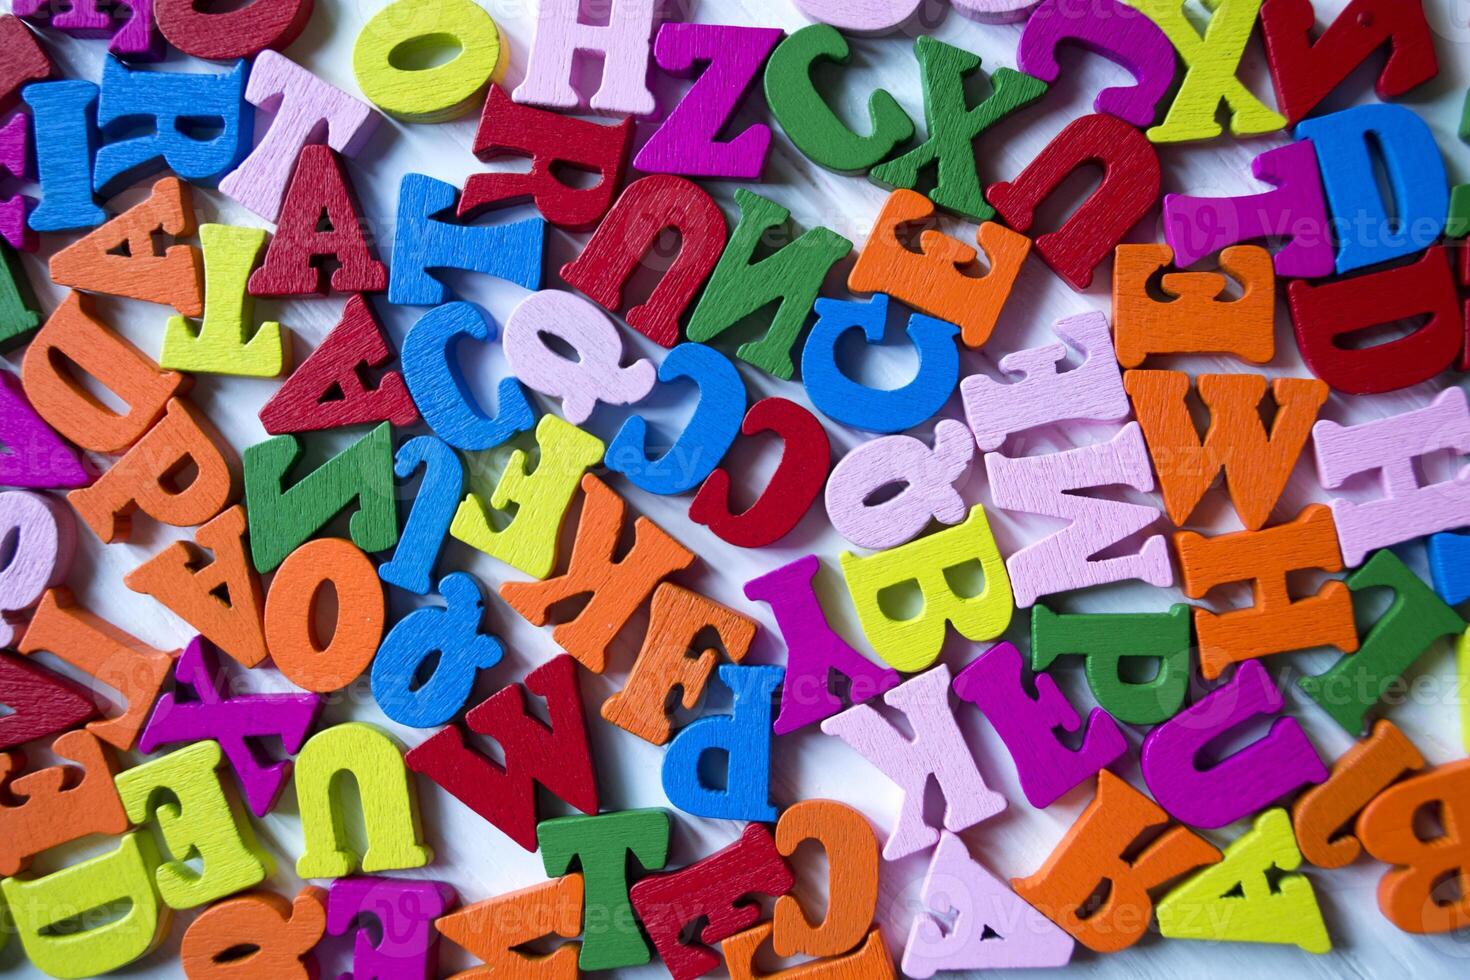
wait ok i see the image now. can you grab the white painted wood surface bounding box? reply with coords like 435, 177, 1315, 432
4, 0, 1469, 976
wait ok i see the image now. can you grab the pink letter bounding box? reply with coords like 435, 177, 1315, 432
220, 51, 379, 222
822, 665, 1005, 860
1314, 386, 1470, 567
985, 423, 1174, 607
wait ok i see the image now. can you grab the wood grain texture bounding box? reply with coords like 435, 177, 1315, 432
0, 489, 75, 647
602, 582, 757, 745
263, 537, 385, 693
248, 146, 387, 296
0, 728, 128, 877
821, 664, 1006, 861
1359, 759, 1470, 934
764, 24, 914, 175
499, 473, 693, 674
436, 874, 583, 980
512, 0, 658, 116
744, 555, 899, 735
0, 649, 98, 751
691, 397, 830, 548
1163, 140, 1334, 277
723, 922, 895, 979
220, 50, 376, 222
773, 800, 882, 959
960, 309, 1127, 451
1017, 0, 1175, 127
161, 224, 285, 378
326, 876, 455, 979
352, 0, 503, 122
635, 23, 783, 180
154, 0, 311, 61
400, 301, 533, 452
560, 174, 726, 347
1175, 505, 1356, 680
1112, 244, 1275, 367
0, 113, 36, 253
406, 654, 598, 852
1030, 602, 1192, 725
503, 288, 656, 425
685, 188, 851, 380
849, 188, 1029, 349
538, 808, 670, 971
22, 290, 188, 454
1288, 245, 1464, 394
605, 342, 746, 496
1297, 103, 1446, 274
138, 635, 322, 818
1157, 808, 1330, 953
68, 396, 238, 543
388, 173, 544, 305
904, 831, 1072, 976
0, 15, 52, 113
662, 663, 783, 821
803, 294, 959, 435
115, 739, 274, 909
826, 418, 972, 551
450, 415, 604, 580
1261, 0, 1438, 123
92, 58, 250, 198
371, 571, 503, 728
1011, 770, 1221, 953
1, 832, 170, 979
242, 422, 397, 573
461, 83, 632, 230
378, 437, 466, 596
23, 79, 104, 234
293, 722, 433, 879
260, 294, 416, 434
125, 505, 266, 668
630, 823, 794, 980
18, 586, 176, 752
49, 176, 202, 314
1313, 386, 1470, 567
179, 887, 326, 980
1298, 550, 1467, 735
840, 505, 1012, 672
869, 37, 1047, 221
986, 422, 1174, 607
987, 112, 1161, 290
1292, 719, 1425, 870
0, 371, 89, 489
954, 640, 1127, 809
1141, 659, 1327, 830
1127, 371, 1326, 529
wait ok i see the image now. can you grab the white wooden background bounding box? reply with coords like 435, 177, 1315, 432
4, 0, 1470, 976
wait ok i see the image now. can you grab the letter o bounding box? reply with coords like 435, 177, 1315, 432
352, 0, 505, 122
265, 538, 385, 692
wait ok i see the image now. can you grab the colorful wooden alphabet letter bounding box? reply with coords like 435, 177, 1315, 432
986, 423, 1174, 607
138, 636, 322, 817
1011, 770, 1221, 953
822, 665, 1005, 860
293, 722, 433, 879
840, 505, 1012, 672
954, 641, 1127, 808
744, 556, 900, 736
631, 823, 794, 980
662, 664, 783, 821
1142, 660, 1327, 829
406, 655, 598, 851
